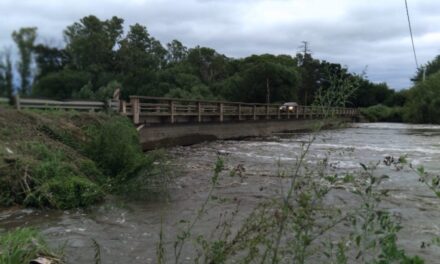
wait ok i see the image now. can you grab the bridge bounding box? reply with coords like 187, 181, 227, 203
4, 95, 359, 150
118, 96, 359, 150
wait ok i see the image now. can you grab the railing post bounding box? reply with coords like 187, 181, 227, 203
170, 100, 175, 124
277, 105, 281, 120
121, 100, 127, 114
219, 103, 224, 122
253, 105, 257, 120
296, 106, 299, 119
15, 94, 21, 110
266, 105, 269, 120
131, 97, 140, 124
197, 101, 202, 123
303, 106, 307, 119
238, 104, 242, 121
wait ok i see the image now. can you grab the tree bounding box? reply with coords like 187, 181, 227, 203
12, 27, 37, 95
116, 23, 167, 97
4, 50, 14, 102
0, 55, 5, 97
33, 44, 68, 80
117, 23, 166, 73
216, 54, 300, 103
187, 46, 232, 84
64, 15, 124, 88
412, 55, 440, 83
33, 70, 90, 99
296, 52, 321, 105
166, 40, 188, 64
404, 71, 440, 123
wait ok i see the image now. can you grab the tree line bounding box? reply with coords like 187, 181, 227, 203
0, 15, 404, 108
361, 54, 440, 124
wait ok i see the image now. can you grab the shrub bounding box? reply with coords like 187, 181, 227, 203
83, 117, 171, 196
360, 104, 403, 122
24, 176, 103, 209
83, 116, 147, 184
0, 228, 62, 264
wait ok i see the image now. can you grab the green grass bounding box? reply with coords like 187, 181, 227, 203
0, 228, 63, 264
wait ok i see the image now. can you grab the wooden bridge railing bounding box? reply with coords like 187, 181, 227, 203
2, 95, 359, 125
121, 96, 359, 125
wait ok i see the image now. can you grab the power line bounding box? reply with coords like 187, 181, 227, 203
405, 0, 419, 69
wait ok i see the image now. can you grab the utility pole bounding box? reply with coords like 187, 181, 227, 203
302, 41, 309, 57
299, 41, 312, 105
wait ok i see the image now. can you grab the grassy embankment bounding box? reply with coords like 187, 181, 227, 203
0, 108, 169, 210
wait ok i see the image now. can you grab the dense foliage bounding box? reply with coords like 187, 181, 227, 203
363, 54, 440, 124
1, 15, 400, 108
360, 105, 403, 122
404, 71, 440, 123
0, 110, 168, 209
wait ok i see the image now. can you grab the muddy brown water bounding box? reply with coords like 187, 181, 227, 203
1, 123, 440, 263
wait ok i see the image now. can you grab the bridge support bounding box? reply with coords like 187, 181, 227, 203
139, 118, 352, 150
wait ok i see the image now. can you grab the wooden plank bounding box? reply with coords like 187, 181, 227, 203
20, 98, 105, 106
19, 105, 103, 110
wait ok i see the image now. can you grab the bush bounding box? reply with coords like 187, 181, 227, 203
24, 176, 103, 209
83, 116, 147, 185
83, 117, 171, 196
360, 104, 403, 122
0, 228, 62, 264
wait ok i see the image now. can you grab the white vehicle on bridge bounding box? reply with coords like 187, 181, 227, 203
279, 102, 298, 112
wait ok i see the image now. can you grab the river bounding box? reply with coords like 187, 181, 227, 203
1, 123, 440, 263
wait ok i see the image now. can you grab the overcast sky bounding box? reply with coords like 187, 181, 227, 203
1, 0, 439, 89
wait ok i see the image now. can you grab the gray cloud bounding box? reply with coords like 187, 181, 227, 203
1, 0, 439, 89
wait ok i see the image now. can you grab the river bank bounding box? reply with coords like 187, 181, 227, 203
0, 108, 168, 210
1, 123, 440, 263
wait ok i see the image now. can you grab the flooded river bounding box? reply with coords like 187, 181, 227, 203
1, 123, 440, 263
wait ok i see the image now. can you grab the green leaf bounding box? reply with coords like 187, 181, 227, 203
360, 163, 368, 171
